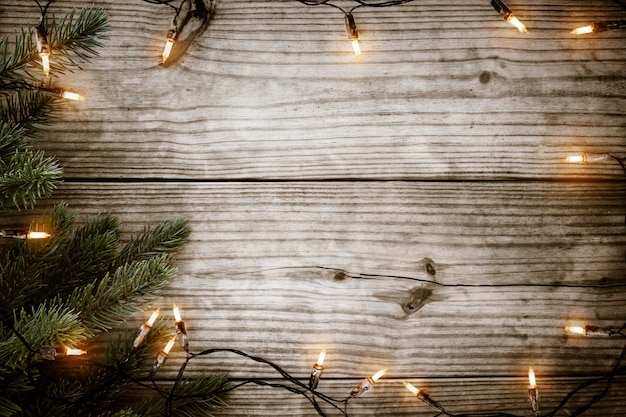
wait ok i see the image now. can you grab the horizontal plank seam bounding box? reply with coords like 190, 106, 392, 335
63, 177, 626, 184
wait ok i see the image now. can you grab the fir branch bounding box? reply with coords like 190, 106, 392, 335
39, 214, 120, 300
0, 29, 35, 88
0, 89, 57, 134
0, 8, 109, 85
0, 149, 62, 210
0, 249, 35, 316
102, 410, 143, 417
67, 257, 177, 337
45, 8, 110, 72
0, 205, 77, 315
0, 399, 22, 417
1, 303, 85, 368
0, 122, 30, 162
115, 218, 190, 268
137, 374, 230, 417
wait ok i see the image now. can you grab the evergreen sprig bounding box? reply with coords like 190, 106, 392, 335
137, 374, 230, 417
44, 8, 110, 74
0, 90, 56, 134
0, 148, 62, 210
0, 7, 109, 87
0, 7, 109, 212
0, 206, 228, 417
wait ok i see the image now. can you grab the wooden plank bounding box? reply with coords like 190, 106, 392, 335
4, 182, 624, 378
112, 377, 626, 416
213, 377, 626, 417
1, 0, 625, 180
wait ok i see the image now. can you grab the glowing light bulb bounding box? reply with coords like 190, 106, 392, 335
133, 308, 160, 348
173, 302, 189, 352
162, 337, 176, 355
565, 325, 586, 335
371, 369, 386, 382
40, 346, 87, 359
507, 16, 528, 33
40, 54, 50, 77
351, 40, 362, 61
565, 152, 609, 163
528, 368, 539, 416
528, 368, 536, 388
162, 23, 177, 63
36, 22, 51, 76
491, 0, 528, 33
61, 91, 84, 101
309, 348, 326, 389
571, 20, 626, 35
28, 231, 50, 239
150, 336, 177, 376
403, 382, 445, 412
349, 369, 386, 397
65, 347, 87, 356
403, 381, 420, 395
0, 229, 50, 239
565, 154, 585, 163
345, 13, 362, 60
147, 309, 160, 326
566, 324, 611, 336
162, 39, 174, 63
571, 25, 594, 35
35, 87, 85, 101
173, 302, 182, 322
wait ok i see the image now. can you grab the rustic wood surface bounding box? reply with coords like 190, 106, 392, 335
2, 0, 626, 415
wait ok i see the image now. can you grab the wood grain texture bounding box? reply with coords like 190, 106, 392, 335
2, 0, 626, 415
1, 0, 625, 180
6, 182, 624, 381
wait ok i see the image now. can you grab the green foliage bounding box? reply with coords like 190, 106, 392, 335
136, 374, 231, 417
0, 8, 110, 87
0, 121, 62, 211
0, 7, 109, 212
45, 8, 110, 73
0, 7, 227, 417
0, 206, 227, 416
0, 91, 56, 134
0, 148, 62, 210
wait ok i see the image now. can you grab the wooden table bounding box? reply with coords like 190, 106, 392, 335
1, 0, 625, 415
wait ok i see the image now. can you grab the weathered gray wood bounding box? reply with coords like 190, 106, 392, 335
5, 182, 623, 380
215, 377, 626, 417
2, 0, 626, 415
1, 0, 624, 180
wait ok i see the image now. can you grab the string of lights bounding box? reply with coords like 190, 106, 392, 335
11, 299, 622, 417
141, 0, 213, 63
33, 0, 53, 76
135, 0, 626, 63
294, 0, 419, 60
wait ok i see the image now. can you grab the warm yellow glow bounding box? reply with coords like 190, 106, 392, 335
173, 302, 182, 322
403, 381, 420, 396
351, 39, 362, 61
65, 347, 87, 356
61, 91, 84, 101
163, 337, 176, 355
28, 231, 51, 239
40, 53, 50, 77
371, 368, 386, 382
566, 325, 586, 335
507, 16, 528, 33
565, 154, 585, 163
316, 348, 326, 366
528, 368, 537, 388
162, 39, 174, 63
571, 25, 594, 35
147, 308, 160, 326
